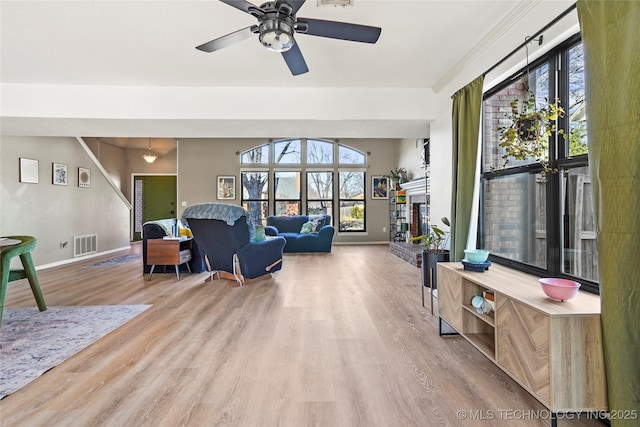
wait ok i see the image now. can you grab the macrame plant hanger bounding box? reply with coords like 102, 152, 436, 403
523, 35, 544, 107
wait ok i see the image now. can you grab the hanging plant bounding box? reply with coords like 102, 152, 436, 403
496, 92, 565, 181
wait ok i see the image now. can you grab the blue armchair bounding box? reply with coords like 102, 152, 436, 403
182, 203, 286, 285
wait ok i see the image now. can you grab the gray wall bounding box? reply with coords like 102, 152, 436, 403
177, 138, 405, 244
0, 136, 131, 266
1, 135, 421, 267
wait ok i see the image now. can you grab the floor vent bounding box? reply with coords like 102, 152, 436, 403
74, 234, 97, 257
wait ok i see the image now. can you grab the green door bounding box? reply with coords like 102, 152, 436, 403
133, 175, 177, 241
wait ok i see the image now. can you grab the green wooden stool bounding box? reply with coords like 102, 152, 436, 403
1, 235, 48, 325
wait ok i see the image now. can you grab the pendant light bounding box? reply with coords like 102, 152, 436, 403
143, 138, 157, 163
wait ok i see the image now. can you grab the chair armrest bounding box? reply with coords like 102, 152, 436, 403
237, 237, 286, 279
318, 225, 335, 239
264, 225, 279, 236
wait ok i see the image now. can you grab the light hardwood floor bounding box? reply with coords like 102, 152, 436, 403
1, 244, 603, 426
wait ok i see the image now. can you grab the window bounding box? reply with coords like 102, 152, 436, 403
480, 36, 598, 293
274, 139, 301, 164
240, 139, 366, 231
274, 171, 301, 215
338, 171, 365, 231
241, 171, 269, 225
307, 139, 333, 164
241, 144, 269, 164
339, 144, 366, 164
307, 171, 333, 218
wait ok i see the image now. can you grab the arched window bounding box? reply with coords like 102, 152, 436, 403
240, 139, 366, 232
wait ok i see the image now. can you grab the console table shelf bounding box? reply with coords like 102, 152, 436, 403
438, 262, 607, 414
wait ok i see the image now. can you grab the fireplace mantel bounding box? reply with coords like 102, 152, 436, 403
399, 177, 426, 196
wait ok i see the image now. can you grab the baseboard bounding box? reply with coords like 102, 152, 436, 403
333, 241, 390, 246
36, 246, 132, 271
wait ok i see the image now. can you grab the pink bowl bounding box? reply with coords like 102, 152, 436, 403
539, 278, 581, 301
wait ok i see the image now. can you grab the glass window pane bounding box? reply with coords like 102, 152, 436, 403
339, 201, 365, 232
307, 171, 333, 200
339, 171, 365, 199
241, 145, 269, 164
483, 63, 549, 172
482, 172, 546, 268
274, 171, 300, 199
338, 145, 366, 164
134, 179, 143, 233
275, 201, 300, 216
307, 201, 332, 217
242, 201, 269, 225
274, 140, 302, 164
568, 43, 588, 157
241, 172, 269, 199
307, 139, 333, 164
561, 167, 598, 281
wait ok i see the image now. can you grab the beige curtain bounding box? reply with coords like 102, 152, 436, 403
450, 75, 484, 261
577, 1, 640, 424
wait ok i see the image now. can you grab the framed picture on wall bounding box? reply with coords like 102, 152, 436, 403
78, 167, 91, 188
217, 176, 235, 200
19, 158, 39, 184
372, 175, 389, 199
52, 162, 68, 185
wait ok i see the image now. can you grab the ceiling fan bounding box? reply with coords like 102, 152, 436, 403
196, 0, 381, 75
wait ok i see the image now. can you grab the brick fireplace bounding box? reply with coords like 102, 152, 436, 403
390, 178, 427, 268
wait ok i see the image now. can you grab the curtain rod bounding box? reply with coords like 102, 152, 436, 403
483, 3, 577, 77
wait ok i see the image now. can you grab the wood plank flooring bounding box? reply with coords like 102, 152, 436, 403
1, 244, 603, 426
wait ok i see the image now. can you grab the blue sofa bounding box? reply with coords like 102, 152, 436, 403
265, 215, 335, 253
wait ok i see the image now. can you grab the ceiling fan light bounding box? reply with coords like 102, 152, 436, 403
259, 20, 294, 52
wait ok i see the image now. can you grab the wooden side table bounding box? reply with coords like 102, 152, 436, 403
147, 237, 192, 281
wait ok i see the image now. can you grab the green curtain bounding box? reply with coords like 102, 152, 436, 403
450, 75, 484, 262
577, 1, 640, 425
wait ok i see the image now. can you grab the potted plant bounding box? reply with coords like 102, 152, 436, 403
410, 217, 451, 292
389, 167, 408, 186
496, 92, 565, 181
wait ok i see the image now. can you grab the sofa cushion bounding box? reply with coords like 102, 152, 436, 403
267, 215, 309, 233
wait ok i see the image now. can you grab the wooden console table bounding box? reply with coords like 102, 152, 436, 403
147, 237, 192, 281
437, 262, 607, 421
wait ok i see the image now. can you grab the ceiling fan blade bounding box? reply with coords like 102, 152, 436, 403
276, 0, 306, 14
281, 42, 309, 75
296, 18, 381, 43
219, 0, 262, 15
196, 25, 258, 52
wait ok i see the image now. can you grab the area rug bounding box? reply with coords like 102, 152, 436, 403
0, 305, 150, 399
90, 253, 142, 267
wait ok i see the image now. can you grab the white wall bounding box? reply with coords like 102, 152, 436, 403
397, 136, 429, 182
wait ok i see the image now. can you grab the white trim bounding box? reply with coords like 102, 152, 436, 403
75, 136, 132, 210
432, 0, 540, 93
35, 246, 132, 270
399, 177, 426, 197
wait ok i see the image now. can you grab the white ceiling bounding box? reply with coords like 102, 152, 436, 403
0, 0, 576, 142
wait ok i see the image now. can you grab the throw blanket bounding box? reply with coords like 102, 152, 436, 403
182, 202, 255, 240
142, 218, 184, 238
